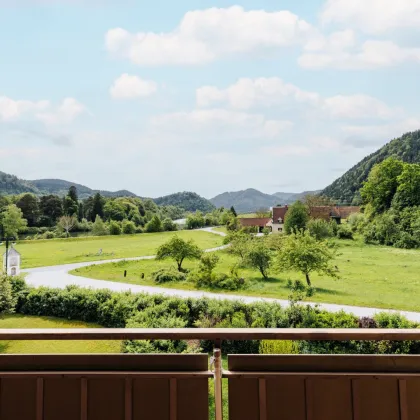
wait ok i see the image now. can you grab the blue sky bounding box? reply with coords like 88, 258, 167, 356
1, 0, 419, 198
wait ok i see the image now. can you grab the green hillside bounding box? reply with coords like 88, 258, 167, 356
0, 171, 39, 195
154, 191, 215, 213
322, 130, 420, 204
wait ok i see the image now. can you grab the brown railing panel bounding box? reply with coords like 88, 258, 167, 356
0, 354, 209, 420
0, 378, 37, 420
266, 378, 306, 420
132, 378, 170, 420
178, 378, 209, 420
227, 355, 420, 420
43, 378, 82, 420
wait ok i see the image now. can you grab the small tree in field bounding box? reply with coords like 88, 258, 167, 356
156, 236, 202, 272
278, 230, 339, 286
245, 240, 272, 279
284, 201, 309, 234
57, 215, 77, 237
1, 205, 27, 238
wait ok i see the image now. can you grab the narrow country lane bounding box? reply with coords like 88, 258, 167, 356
23, 227, 420, 323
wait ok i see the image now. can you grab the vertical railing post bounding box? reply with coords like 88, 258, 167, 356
214, 339, 223, 420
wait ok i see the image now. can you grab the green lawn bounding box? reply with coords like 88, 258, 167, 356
5, 231, 223, 268
72, 238, 420, 312
0, 314, 121, 353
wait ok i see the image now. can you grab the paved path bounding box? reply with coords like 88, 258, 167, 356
23, 227, 420, 323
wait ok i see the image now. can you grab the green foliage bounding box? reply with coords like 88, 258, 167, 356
361, 158, 405, 216
15, 193, 40, 227
336, 224, 354, 240
91, 215, 109, 236
307, 218, 334, 240
284, 201, 309, 234
91, 193, 105, 220
39, 195, 64, 227
122, 220, 136, 234
104, 199, 126, 221
1, 204, 27, 237
323, 130, 420, 204
0, 276, 16, 315
152, 268, 187, 283
145, 215, 163, 233
10, 281, 420, 355
245, 239, 272, 279
57, 215, 77, 237
186, 211, 205, 229
393, 163, 420, 209
154, 192, 215, 213
109, 220, 122, 235
259, 340, 299, 354
227, 232, 251, 261
162, 218, 177, 232
278, 230, 340, 286
156, 235, 202, 271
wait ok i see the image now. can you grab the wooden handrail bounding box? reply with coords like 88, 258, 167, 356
0, 328, 419, 341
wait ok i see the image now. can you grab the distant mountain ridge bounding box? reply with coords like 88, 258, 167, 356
30, 179, 137, 199
322, 130, 420, 204
210, 188, 319, 213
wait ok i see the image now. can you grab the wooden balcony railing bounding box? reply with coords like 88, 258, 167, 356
0, 328, 419, 420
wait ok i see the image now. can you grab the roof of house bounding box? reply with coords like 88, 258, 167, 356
272, 206, 288, 223
239, 217, 271, 227
335, 206, 361, 218
3, 247, 20, 258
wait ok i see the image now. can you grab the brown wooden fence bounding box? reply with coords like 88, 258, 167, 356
0, 328, 420, 420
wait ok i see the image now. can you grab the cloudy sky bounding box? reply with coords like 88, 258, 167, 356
1, 0, 419, 198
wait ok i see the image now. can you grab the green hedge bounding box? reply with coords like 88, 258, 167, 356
10, 278, 420, 355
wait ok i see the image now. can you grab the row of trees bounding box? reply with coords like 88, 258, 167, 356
358, 158, 420, 248
0, 186, 187, 239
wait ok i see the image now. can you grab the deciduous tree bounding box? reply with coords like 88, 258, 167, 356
278, 230, 339, 286
284, 201, 309, 234
57, 215, 77, 237
156, 236, 202, 272
1, 204, 27, 238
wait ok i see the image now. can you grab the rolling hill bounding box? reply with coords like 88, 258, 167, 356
0, 171, 39, 195
30, 179, 137, 199
322, 130, 420, 204
210, 188, 318, 213
154, 192, 215, 213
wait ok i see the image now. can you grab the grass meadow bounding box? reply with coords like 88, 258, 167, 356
5, 230, 223, 268
72, 238, 420, 312
0, 315, 121, 353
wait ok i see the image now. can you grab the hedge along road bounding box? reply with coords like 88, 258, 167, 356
23, 227, 420, 323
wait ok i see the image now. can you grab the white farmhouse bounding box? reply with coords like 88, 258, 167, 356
3, 246, 21, 276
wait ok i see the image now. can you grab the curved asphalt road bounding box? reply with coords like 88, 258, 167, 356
23, 227, 420, 323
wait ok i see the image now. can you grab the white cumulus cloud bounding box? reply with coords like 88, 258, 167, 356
105, 6, 313, 66
36, 98, 86, 125
110, 74, 157, 99
196, 78, 399, 120
151, 109, 293, 140
321, 0, 420, 34
0, 96, 49, 121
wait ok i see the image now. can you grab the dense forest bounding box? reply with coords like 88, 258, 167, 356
154, 191, 215, 213
322, 130, 420, 204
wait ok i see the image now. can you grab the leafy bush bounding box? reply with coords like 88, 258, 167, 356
152, 268, 187, 284
307, 219, 334, 240
122, 220, 136, 234
43, 231, 55, 239
9, 281, 420, 355
109, 221, 122, 235
336, 224, 354, 239
162, 218, 177, 232
259, 340, 299, 354
0, 276, 16, 314
145, 215, 163, 233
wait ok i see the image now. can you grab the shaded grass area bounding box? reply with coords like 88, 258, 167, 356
72, 238, 420, 312
0, 314, 121, 353
5, 231, 223, 269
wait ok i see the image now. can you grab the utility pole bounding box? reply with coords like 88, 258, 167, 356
0, 224, 15, 275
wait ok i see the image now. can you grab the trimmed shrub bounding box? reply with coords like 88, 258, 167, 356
152, 268, 187, 284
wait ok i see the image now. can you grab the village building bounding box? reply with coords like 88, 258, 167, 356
3, 246, 21, 276
239, 205, 360, 233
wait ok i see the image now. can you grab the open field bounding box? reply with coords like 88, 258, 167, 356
72, 239, 420, 312
5, 231, 223, 269
0, 315, 121, 353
